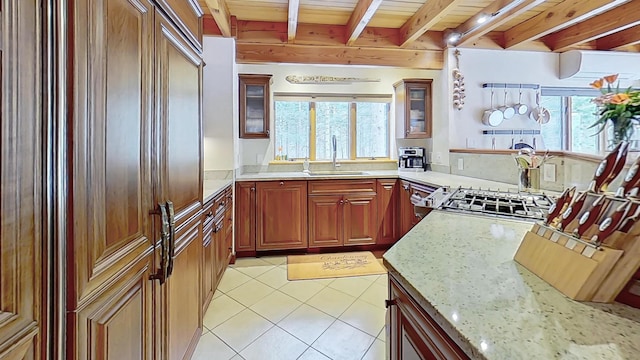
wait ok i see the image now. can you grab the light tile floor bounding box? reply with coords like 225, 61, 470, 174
193, 256, 388, 360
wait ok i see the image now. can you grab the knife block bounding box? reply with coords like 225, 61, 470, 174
514, 223, 625, 302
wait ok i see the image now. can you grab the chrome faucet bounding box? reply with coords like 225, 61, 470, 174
332, 135, 340, 169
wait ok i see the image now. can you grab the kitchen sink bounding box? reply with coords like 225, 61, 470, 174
307, 170, 369, 176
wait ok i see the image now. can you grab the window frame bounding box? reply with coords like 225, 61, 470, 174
273, 93, 392, 161
541, 87, 605, 154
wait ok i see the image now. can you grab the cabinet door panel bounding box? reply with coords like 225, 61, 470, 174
74, 259, 153, 360
202, 221, 215, 311
399, 181, 415, 236
344, 194, 377, 246
157, 12, 202, 220
154, 0, 202, 50
377, 180, 399, 244
68, 0, 154, 316
256, 181, 308, 250
235, 182, 256, 252
309, 196, 343, 247
166, 220, 202, 360
0, 0, 42, 357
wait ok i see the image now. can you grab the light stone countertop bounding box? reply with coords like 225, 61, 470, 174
383, 210, 640, 360
203, 179, 233, 203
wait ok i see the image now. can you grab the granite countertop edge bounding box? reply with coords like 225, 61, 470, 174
203, 179, 233, 203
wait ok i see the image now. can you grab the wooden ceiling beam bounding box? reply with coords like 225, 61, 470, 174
234, 20, 443, 50
544, 0, 640, 51
399, 0, 466, 48
503, 0, 629, 48
204, 0, 232, 37
455, 0, 546, 46
596, 24, 640, 49
236, 43, 443, 69
288, 0, 300, 42
345, 0, 383, 46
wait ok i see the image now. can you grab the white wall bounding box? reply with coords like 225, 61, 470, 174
236, 63, 446, 168
202, 37, 238, 171
446, 48, 640, 151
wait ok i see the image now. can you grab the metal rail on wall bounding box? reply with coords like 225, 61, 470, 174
482, 83, 540, 89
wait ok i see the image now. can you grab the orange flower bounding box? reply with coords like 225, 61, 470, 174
610, 93, 630, 105
604, 74, 619, 84
590, 78, 604, 89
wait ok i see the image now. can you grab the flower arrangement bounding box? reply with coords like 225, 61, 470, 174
589, 74, 640, 146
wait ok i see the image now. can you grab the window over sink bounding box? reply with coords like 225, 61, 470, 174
273, 94, 391, 161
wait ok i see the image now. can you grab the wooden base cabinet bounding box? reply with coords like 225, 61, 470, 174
399, 180, 436, 237
308, 180, 377, 248
388, 273, 469, 360
377, 179, 400, 245
235, 182, 257, 254
256, 181, 308, 250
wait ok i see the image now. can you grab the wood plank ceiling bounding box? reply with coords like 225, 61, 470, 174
198, 0, 640, 69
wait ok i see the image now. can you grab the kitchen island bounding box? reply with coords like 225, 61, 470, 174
383, 210, 640, 360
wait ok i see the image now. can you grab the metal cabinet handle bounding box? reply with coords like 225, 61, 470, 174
279, 181, 284, 186
150, 203, 170, 284
166, 201, 175, 277
385, 299, 397, 308
266, 130, 270, 136
339, 199, 344, 204
250, 187, 255, 191
403, 185, 410, 191
206, 211, 213, 218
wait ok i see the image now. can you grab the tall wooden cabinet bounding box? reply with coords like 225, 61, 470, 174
0, 0, 44, 358
66, 1, 203, 360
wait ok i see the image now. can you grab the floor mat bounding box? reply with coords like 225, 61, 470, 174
287, 251, 387, 280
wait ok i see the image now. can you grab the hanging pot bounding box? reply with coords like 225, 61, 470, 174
514, 86, 528, 115
482, 88, 504, 127
530, 90, 550, 124
499, 89, 516, 119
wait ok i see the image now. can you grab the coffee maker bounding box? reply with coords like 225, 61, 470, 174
398, 147, 427, 171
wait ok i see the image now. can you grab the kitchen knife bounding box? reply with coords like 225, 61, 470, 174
590, 201, 629, 246
600, 141, 630, 193
544, 186, 576, 226
617, 203, 640, 233
572, 194, 606, 238
587, 141, 628, 193
557, 191, 588, 231
614, 156, 640, 197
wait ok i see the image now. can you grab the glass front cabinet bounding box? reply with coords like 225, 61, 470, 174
239, 74, 272, 138
394, 79, 432, 139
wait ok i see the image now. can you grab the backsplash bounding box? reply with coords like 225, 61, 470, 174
449, 152, 629, 193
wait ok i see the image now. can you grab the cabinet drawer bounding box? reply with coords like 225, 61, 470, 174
308, 180, 376, 195
203, 191, 226, 223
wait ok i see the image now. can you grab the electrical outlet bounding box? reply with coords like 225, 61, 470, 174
543, 163, 556, 182
458, 158, 464, 170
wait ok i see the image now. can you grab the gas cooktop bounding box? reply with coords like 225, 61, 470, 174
430, 187, 554, 221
